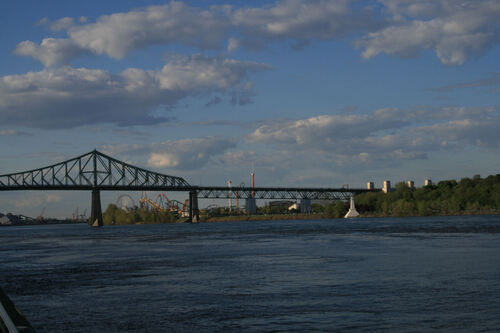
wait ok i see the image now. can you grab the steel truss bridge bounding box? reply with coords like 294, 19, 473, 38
196, 186, 361, 201
0, 150, 374, 226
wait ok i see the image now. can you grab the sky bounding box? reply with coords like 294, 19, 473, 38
1, 0, 500, 218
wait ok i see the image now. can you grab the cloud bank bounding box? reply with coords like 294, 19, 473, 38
101, 106, 500, 174
103, 136, 237, 170
0, 55, 269, 128
248, 106, 500, 163
14, 0, 500, 67
357, 0, 500, 65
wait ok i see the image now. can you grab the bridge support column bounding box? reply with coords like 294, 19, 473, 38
91, 189, 103, 227
189, 190, 199, 223
300, 199, 311, 214
245, 198, 256, 214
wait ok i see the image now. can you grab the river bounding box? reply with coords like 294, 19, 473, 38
1, 215, 500, 332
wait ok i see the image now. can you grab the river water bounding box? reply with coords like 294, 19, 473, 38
1, 215, 500, 332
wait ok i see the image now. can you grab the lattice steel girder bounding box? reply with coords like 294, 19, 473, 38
0, 150, 190, 190
195, 186, 373, 200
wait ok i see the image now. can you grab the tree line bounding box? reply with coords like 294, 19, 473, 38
101, 204, 178, 225
353, 174, 500, 217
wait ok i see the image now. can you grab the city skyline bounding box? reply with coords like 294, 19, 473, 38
1, 0, 500, 217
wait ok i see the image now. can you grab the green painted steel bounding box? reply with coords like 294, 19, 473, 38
0, 150, 190, 191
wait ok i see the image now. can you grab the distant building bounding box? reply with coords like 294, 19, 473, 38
407, 180, 415, 189
425, 179, 432, 186
383, 180, 391, 193
367, 182, 375, 190
0, 215, 11, 225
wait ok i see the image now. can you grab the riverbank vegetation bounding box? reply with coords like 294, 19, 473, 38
354, 174, 500, 217
100, 174, 500, 224
102, 204, 178, 225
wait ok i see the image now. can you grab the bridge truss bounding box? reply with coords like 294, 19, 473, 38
196, 186, 367, 200
0, 150, 190, 191
0, 150, 376, 226
0, 150, 191, 226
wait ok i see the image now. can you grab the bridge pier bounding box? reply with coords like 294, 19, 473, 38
90, 189, 103, 227
188, 190, 199, 222
245, 197, 257, 214
300, 199, 311, 213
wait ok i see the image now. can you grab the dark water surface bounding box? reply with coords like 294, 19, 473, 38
1, 216, 500, 332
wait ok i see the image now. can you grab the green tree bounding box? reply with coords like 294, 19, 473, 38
325, 201, 347, 218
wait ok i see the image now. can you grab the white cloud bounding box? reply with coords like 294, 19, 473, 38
67, 2, 229, 59
49, 17, 75, 32
16, 1, 376, 66
13, 38, 85, 67
357, 0, 500, 65
103, 137, 237, 170
96, 106, 500, 186
0, 55, 269, 128
231, 0, 375, 48
148, 136, 237, 170
248, 106, 500, 161
146, 137, 238, 170
15, 1, 500, 66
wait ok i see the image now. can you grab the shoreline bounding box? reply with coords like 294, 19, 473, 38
200, 210, 500, 223
3, 210, 499, 227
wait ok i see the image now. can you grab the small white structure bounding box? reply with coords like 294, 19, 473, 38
425, 179, 432, 186
344, 197, 360, 218
367, 181, 374, 190
407, 180, 415, 189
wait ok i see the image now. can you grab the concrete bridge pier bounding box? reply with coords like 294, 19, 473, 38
189, 190, 199, 222
245, 197, 257, 214
300, 199, 311, 213
91, 189, 103, 227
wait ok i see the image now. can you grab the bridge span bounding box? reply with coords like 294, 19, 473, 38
0, 150, 375, 226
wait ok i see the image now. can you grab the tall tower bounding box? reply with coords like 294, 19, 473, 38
251, 163, 255, 198
227, 180, 232, 212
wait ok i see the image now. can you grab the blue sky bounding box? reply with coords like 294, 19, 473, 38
1, 0, 500, 218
